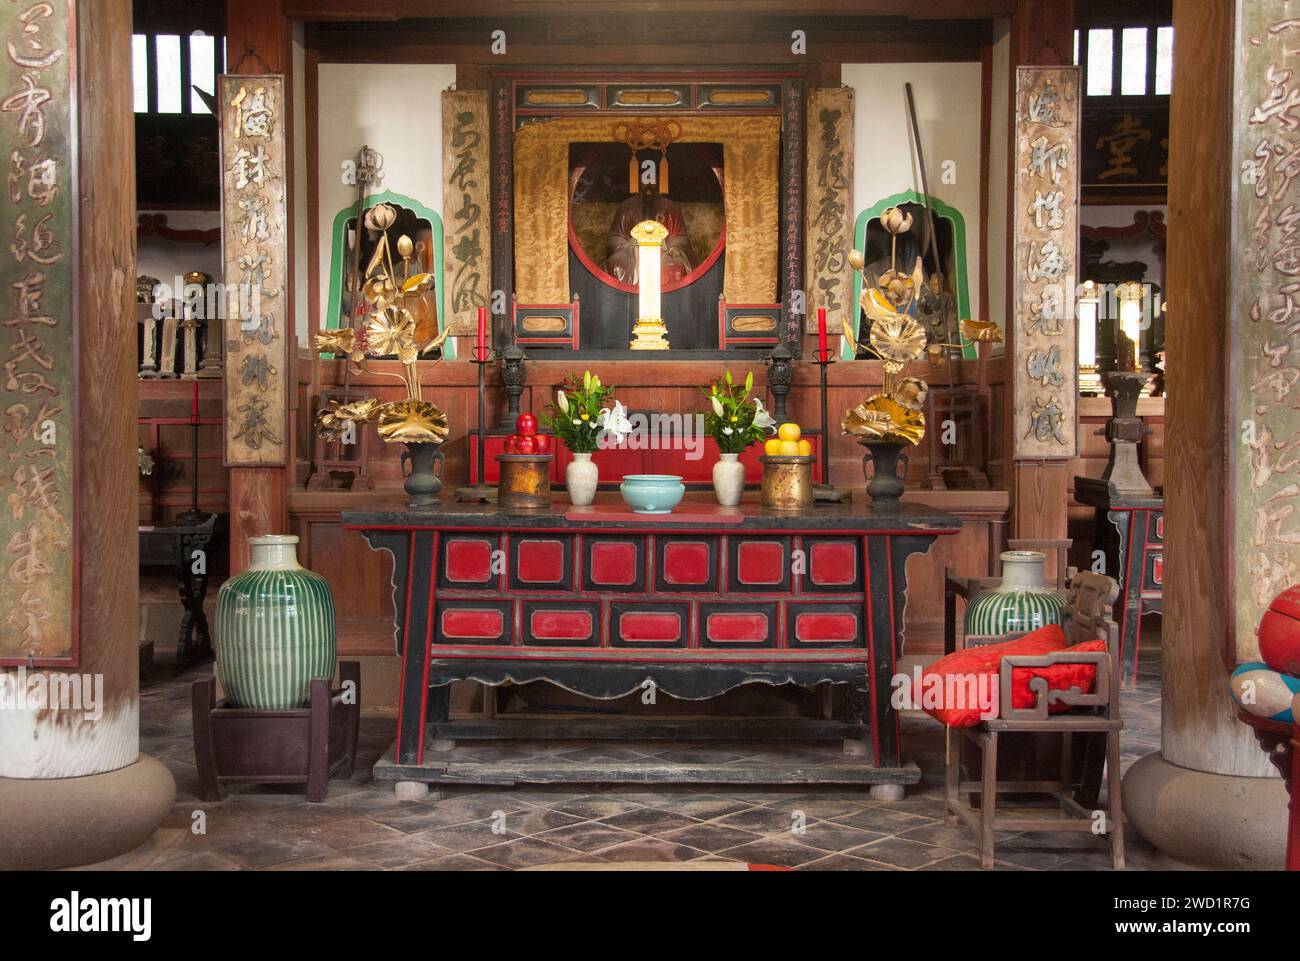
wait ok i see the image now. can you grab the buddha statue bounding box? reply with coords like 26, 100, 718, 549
604, 180, 695, 286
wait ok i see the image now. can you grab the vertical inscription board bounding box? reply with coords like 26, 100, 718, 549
1, 0, 76, 664
442, 89, 491, 337
1012, 66, 1080, 460
805, 87, 854, 334
220, 74, 288, 466
1228, 3, 1300, 657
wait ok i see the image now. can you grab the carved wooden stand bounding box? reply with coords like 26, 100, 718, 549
1237, 708, 1300, 871
192, 662, 361, 802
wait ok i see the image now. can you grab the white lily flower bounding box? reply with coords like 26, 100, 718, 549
752, 397, 777, 433
722, 426, 734, 435
597, 400, 633, 445
572, 418, 582, 426
710, 395, 725, 418
557, 390, 569, 414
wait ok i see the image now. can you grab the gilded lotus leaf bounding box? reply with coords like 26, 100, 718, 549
377, 399, 450, 445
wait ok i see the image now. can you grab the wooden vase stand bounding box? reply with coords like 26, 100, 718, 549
192, 661, 361, 802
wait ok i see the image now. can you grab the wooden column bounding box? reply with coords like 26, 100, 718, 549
1121, 0, 1285, 872
226, 0, 294, 571
1161, 0, 1274, 777
0, 0, 174, 869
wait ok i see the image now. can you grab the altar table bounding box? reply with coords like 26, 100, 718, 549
344, 495, 959, 792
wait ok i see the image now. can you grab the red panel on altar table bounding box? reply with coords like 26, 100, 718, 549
794, 612, 858, 643
736, 540, 785, 585
530, 608, 594, 640
808, 541, 857, 586
663, 541, 712, 585
617, 611, 683, 643
590, 540, 637, 586
516, 539, 566, 583
445, 538, 494, 583
706, 612, 770, 643
442, 608, 505, 640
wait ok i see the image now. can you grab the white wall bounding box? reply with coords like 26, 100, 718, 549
315, 63, 456, 337
843, 61, 986, 324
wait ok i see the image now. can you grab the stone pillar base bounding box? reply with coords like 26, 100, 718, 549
0, 755, 175, 870
1123, 751, 1289, 870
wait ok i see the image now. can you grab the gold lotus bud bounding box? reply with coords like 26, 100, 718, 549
848, 249, 865, 272
368, 203, 397, 231
397, 235, 414, 259
894, 377, 928, 412
880, 207, 913, 236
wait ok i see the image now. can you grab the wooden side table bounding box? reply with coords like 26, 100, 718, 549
139, 513, 226, 666
1074, 478, 1162, 687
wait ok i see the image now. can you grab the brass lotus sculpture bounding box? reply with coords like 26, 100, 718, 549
840, 206, 969, 448
312, 202, 452, 445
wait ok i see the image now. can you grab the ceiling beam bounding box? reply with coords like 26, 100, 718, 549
285, 0, 1015, 22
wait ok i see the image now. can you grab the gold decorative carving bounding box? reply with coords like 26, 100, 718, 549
512, 116, 779, 305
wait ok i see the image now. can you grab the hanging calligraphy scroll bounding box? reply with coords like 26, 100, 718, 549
220, 75, 288, 466
1, 0, 76, 665
805, 87, 854, 335
1228, 2, 1300, 657
1012, 66, 1080, 460
442, 89, 491, 337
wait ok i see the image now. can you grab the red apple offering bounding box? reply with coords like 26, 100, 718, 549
504, 435, 520, 454
533, 434, 551, 454
516, 435, 537, 455
517, 413, 538, 436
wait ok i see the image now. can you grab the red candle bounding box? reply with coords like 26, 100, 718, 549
817, 307, 828, 363
191, 380, 199, 423
476, 306, 488, 362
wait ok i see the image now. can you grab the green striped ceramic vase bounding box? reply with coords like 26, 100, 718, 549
215, 534, 336, 709
965, 550, 1067, 637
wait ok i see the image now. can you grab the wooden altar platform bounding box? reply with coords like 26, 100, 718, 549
344, 494, 960, 796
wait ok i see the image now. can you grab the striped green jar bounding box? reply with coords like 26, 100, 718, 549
964, 550, 1067, 638
215, 534, 336, 709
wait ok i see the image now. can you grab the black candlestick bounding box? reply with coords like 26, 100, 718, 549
765, 343, 794, 423
497, 342, 527, 432
813, 351, 852, 503
175, 418, 207, 524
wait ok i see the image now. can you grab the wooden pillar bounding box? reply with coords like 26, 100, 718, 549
1006, 0, 1076, 555
0, 0, 174, 869
1122, 0, 1286, 869
226, 0, 294, 572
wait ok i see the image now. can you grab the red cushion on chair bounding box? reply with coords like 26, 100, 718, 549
918, 625, 1106, 727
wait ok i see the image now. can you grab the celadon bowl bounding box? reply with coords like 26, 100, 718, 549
619, 474, 686, 514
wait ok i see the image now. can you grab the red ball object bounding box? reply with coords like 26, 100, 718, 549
517, 413, 538, 436
1259, 583, 1300, 677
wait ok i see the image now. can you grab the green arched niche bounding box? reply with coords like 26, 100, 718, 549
324, 190, 454, 359
845, 190, 977, 361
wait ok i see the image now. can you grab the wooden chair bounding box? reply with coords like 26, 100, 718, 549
944, 538, 1074, 654
944, 571, 1125, 869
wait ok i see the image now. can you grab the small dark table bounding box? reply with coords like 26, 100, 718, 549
139, 513, 226, 666
344, 494, 960, 796
1074, 477, 1163, 687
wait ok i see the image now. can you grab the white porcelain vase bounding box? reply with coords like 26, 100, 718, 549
565, 451, 599, 506
712, 452, 745, 506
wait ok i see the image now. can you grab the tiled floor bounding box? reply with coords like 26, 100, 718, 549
99, 630, 1189, 871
